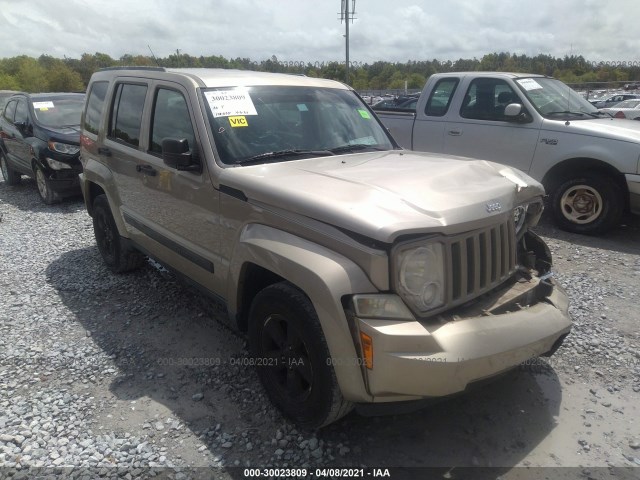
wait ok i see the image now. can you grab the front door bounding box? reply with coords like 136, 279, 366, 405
442, 77, 542, 174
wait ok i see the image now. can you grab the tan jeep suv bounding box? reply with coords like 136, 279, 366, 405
79, 67, 572, 427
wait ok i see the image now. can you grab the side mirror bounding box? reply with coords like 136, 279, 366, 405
504, 103, 532, 123
162, 138, 200, 172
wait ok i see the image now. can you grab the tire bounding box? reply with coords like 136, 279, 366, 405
92, 194, 146, 273
550, 174, 623, 235
34, 164, 59, 204
0, 151, 21, 185
248, 282, 353, 428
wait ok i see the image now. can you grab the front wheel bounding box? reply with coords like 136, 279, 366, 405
248, 282, 353, 428
550, 175, 623, 235
92, 194, 146, 273
34, 165, 59, 204
0, 152, 21, 185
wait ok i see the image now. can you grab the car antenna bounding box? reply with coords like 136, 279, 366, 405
148, 45, 162, 67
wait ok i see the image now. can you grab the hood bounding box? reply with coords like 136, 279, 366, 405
38, 125, 81, 145
220, 151, 543, 243
542, 117, 640, 143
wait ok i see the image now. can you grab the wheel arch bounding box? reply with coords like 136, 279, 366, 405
228, 223, 377, 403
84, 181, 107, 217
541, 157, 629, 210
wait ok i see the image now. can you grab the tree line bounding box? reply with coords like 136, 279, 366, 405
1, 51, 638, 93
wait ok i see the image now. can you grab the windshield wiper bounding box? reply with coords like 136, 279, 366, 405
546, 110, 601, 118
329, 144, 385, 154
235, 149, 334, 165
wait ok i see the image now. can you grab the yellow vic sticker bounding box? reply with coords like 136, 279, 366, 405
229, 116, 248, 127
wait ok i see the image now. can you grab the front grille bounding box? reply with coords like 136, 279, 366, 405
445, 218, 516, 306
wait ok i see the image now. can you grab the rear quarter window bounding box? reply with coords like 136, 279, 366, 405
84, 81, 109, 135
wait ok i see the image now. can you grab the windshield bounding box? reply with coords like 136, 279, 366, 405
203, 86, 395, 165
32, 96, 84, 127
514, 77, 601, 119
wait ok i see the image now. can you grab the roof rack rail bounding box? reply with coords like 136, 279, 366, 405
99, 66, 166, 72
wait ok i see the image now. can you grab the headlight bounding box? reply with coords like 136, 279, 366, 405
395, 243, 445, 313
48, 140, 80, 155
45, 157, 72, 170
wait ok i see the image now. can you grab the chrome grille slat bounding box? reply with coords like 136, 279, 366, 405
445, 218, 516, 306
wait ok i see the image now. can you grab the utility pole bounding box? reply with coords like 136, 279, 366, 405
339, 0, 356, 84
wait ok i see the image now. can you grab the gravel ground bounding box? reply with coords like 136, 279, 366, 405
1, 178, 640, 480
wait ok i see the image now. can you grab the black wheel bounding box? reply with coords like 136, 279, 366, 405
0, 152, 21, 185
34, 164, 59, 204
248, 282, 353, 428
550, 174, 623, 235
92, 194, 145, 273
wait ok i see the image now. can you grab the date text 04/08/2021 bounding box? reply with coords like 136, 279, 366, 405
243, 468, 391, 478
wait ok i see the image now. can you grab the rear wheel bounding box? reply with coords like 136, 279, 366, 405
0, 152, 21, 185
248, 282, 353, 428
550, 174, 623, 235
34, 165, 59, 204
92, 194, 145, 273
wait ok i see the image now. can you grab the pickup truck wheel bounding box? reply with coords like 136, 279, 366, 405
0, 152, 21, 185
249, 282, 353, 428
92, 195, 146, 273
550, 175, 623, 235
34, 165, 60, 204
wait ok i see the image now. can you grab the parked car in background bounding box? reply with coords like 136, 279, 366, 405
599, 99, 640, 120
0, 92, 85, 203
372, 94, 419, 111
591, 93, 640, 109
0, 90, 21, 112
375, 72, 640, 235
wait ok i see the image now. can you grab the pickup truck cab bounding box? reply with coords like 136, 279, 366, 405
79, 67, 571, 427
375, 72, 640, 234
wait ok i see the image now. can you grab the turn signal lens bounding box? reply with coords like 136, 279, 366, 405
360, 332, 373, 369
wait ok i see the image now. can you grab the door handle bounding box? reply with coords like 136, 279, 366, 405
136, 164, 157, 176
447, 130, 462, 136
98, 147, 111, 156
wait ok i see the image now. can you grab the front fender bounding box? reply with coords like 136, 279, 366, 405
228, 223, 378, 402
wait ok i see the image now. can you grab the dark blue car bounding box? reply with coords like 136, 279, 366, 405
0, 92, 85, 204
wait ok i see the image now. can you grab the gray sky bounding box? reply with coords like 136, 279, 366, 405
1, 0, 639, 64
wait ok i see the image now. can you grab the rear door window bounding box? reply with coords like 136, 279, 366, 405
109, 83, 147, 147
3, 100, 17, 122
425, 78, 458, 116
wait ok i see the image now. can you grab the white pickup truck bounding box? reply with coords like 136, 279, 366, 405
374, 72, 640, 234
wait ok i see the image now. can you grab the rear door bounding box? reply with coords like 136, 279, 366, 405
1, 98, 31, 173
412, 77, 460, 153
442, 77, 542, 174
105, 78, 223, 294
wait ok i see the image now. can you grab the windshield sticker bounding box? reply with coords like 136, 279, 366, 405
33, 101, 55, 109
296, 104, 309, 112
517, 79, 543, 91
358, 109, 371, 119
204, 90, 257, 118
229, 116, 248, 127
